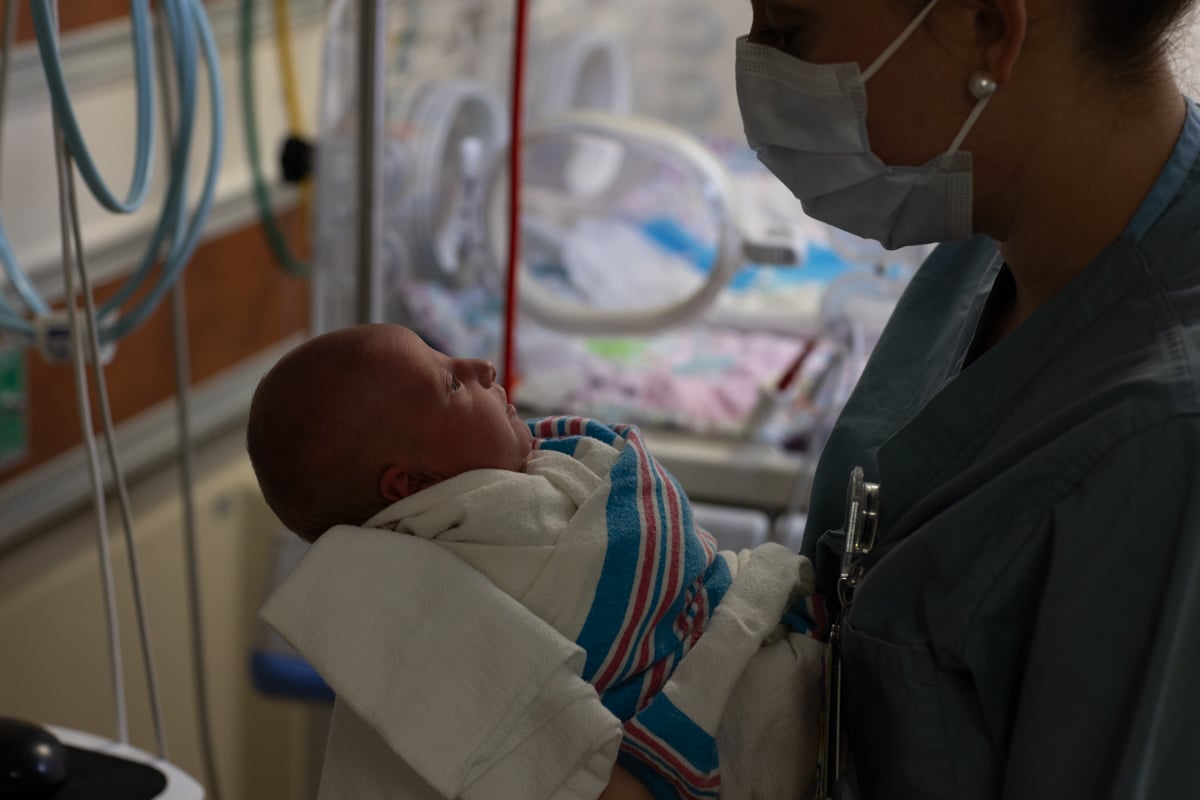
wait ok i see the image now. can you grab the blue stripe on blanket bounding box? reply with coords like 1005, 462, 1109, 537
619, 691, 721, 800
526, 416, 735, 799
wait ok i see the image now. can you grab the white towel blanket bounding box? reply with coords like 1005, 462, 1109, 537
260, 527, 622, 800
260, 419, 820, 799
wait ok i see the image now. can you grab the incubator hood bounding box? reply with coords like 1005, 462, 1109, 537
310, 0, 928, 437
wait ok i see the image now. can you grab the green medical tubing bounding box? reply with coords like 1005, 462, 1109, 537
240, 0, 309, 276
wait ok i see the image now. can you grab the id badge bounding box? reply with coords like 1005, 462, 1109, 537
815, 467, 879, 800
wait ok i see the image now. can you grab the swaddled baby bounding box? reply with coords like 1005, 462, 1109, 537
247, 324, 823, 800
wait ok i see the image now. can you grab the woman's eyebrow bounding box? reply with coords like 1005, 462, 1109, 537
762, 2, 814, 27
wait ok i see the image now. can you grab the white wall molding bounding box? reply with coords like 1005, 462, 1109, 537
0, 336, 300, 550
5, 0, 326, 111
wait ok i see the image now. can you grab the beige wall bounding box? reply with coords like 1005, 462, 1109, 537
0, 429, 326, 800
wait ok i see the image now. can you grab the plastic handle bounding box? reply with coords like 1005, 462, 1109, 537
489, 110, 743, 336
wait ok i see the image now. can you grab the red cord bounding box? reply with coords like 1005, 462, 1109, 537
502, 0, 529, 398
775, 338, 819, 392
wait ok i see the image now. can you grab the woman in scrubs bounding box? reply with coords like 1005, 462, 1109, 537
610, 0, 1200, 797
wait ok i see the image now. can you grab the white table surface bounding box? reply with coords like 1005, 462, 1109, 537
48, 726, 205, 800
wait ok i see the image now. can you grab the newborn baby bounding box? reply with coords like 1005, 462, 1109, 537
247, 323, 532, 541
248, 324, 822, 800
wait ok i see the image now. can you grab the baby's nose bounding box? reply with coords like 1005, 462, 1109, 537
467, 359, 496, 387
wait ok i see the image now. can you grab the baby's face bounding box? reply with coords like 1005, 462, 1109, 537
383, 327, 533, 478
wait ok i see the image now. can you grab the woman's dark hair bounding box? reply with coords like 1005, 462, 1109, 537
1078, 0, 1197, 80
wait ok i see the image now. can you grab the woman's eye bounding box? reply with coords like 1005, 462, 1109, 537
450, 376, 462, 392
769, 28, 807, 57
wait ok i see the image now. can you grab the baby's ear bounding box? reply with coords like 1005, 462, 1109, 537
379, 465, 438, 502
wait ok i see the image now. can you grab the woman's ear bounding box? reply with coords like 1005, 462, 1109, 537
379, 464, 440, 503
975, 0, 1027, 85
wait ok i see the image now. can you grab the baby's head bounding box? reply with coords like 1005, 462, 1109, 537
247, 324, 533, 541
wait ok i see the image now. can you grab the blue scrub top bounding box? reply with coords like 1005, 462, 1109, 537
802, 99, 1200, 799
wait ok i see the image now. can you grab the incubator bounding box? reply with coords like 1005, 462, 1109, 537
310, 0, 927, 470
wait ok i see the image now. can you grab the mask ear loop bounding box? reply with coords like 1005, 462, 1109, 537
857, 0, 997, 165
861, 0, 942, 82
944, 71, 997, 159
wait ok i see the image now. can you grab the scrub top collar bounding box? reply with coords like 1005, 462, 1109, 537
872, 97, 1200, 539
1126, 97, 1200, 242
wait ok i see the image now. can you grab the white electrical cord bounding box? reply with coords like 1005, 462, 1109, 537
158, 10, 222, 796
67, 144, 170, 759
48, 0, 168, 758
50, 119, 129, 749
170, 280, 223, 798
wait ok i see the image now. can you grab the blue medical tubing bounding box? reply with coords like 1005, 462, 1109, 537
29, 0, 156, 214
101, 0, 200, 315
0, 222, 46, 320
108, 0, 224, 341
0, 0, 222, 346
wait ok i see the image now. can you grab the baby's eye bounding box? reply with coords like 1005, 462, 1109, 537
449, 375, 462, 392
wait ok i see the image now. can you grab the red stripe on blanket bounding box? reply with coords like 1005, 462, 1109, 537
623, 719, 721, 791
638, 656, 673, 711
634, 453, 685, 676
593, 433, 663, 690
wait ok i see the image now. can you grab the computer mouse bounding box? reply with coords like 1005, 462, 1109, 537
0, 717, 68, 798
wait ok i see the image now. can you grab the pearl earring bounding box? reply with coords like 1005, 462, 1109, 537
968, 71, 998, 100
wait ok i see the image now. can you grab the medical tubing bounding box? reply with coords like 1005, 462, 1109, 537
273, 0, 314, 245
66, 147, 170, 760
51, 124, 129, 747
0, 0, 221, 347
99, 0, 200, 316
273, 0, 305, 135
106, 0, 225, 340
0, 0, 17, 179
0, 0, 186, 330
503, 0, 530, 396
239, 0, 308, 276
0, 0, 39, 327
0, 216, 50, 319
30, 0, 156, 213
170, 282, 223, 800
157, 15, 222, 793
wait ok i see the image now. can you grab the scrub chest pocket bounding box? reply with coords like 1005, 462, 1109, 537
817, 502, 1053, 800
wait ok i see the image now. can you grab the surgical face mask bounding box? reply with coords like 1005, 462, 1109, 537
735, 0, 994, 249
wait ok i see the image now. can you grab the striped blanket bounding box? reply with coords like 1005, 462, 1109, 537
367, 416, 810, 799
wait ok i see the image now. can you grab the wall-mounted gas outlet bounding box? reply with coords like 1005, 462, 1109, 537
0, 346, 28, 469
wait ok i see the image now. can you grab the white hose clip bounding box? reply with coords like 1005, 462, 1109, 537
33, 311, 116, 365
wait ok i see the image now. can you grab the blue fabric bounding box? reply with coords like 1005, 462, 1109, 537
528, 417, 733, 799
800, 97, 1200, 799
1125, 98, 1200, 241
620, 692, 721, 800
